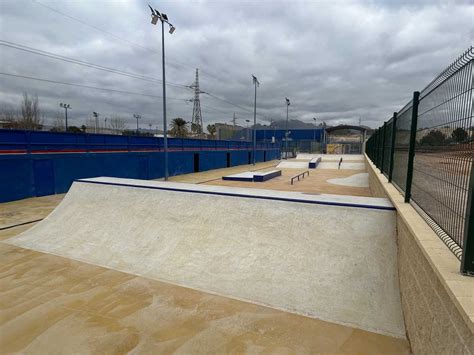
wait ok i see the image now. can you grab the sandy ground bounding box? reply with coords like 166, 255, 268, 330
0, 158, 411, 353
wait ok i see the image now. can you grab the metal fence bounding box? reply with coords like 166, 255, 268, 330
366, 47, 474, 276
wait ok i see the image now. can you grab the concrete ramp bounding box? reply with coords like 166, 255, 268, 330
327, 173, 369, 187
296, 154, 365, 161
5, 177, 405, 338
276, 160, 310, 169
318, 162, 366, 170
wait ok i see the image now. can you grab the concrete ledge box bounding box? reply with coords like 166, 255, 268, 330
309, 157, 322, 169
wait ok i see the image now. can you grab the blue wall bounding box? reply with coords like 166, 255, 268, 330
0, 129, 280, 202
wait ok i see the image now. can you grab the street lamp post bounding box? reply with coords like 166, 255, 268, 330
149, 5, 175, 181
322, 121, 327, 153
285, 97, 290, 159
312, 117, 317, 152
93, 112, 99, 134
245, 119, 250, 141
252, 75, 259, 165
59, 103, 71, 132
134, 114, 141, 135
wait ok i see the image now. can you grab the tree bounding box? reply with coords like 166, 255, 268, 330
0, 104, 19, 128
191, 122, 203, 135
109, 115, 126, 132
451, 127, 468, 143
19, 92, 42, 130
52, 110, 65, 131
80, 125, 87, 132
419, 130, 446, 146
170, 118, 189, 137
207, 124, 216, 139
66, 126, 82, 133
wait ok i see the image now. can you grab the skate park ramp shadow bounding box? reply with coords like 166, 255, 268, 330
4, 177, 405, 339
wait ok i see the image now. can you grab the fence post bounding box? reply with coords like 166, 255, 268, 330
404, 91, 420, 203
461, 164, 474, 275
380, 122, 387, 174
388, 112, 397, 182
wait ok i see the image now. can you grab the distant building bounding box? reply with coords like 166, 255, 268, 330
215, 123, 247, 141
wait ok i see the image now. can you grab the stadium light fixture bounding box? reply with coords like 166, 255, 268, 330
59, 102, 71, 132
148, 4, 175, 180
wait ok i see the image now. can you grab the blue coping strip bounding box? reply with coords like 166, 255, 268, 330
76, 179, 396, 211
222, 176, 254, 182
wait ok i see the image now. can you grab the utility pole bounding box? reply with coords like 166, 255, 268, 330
252, 75, 259, 165
285, 97, 290, 159
104, 117, 107, 133
134, 114, 141, 135
312, 117, 317, 152
245, 119, 250, 141
322, 121, 327, 153
233, 112, 236, 127
191, 68, 204, 135
60, 103, 71, 132
149, 5, 175, 181
93, 112, 99, 134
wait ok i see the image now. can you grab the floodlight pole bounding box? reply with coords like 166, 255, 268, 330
312, 117, 317, 150
161, 20, 169, 180
149, 5, 174, 181
252, 75, 259, 165
93, 111, 99, 134
60, 103, 71, 132
134, 114, 141, 135
285, 98, 290, 159
64, 105, 69, 131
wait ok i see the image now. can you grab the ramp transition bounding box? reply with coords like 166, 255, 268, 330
5, 177, 405, 338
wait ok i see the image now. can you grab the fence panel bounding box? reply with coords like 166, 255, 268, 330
366, 47, 473, 268
410, 49, 473, 255
391, 102, 413, 193
382, 119, 393, 177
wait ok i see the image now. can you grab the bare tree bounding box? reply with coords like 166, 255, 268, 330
19, 92, 42, 130
109, 115, 126, 133
51, 110, 65, 131
0, 104, 19, 128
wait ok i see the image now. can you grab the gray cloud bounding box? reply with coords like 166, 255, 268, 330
0, 0, 472, 130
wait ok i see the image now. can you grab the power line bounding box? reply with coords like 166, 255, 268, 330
0, 40, 189, 89
29, 1, 277, 120
0, 72, 260, 120
0, 72, 190, 101
31, 0, 227, 83
204, 92, 272, 122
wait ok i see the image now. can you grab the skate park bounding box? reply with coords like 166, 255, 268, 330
0, 140, 415, 353
1, 127, 473, 354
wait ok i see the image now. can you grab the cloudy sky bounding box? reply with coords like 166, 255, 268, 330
0, 0, 473, 130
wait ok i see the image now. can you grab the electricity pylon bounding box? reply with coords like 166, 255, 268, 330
191, 68, 203, 135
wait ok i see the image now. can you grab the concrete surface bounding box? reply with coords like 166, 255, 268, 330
0, 241, 410, 354
318, 162, 366, 170
222, 171, 255, 181
297, 154, 365, 161
200, 168, 373, 197
0, 194, 65, 229
276, 160, 310, 169
6, 177, 405, 338
327, 173, 369, 188
166, 160, 279, 184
